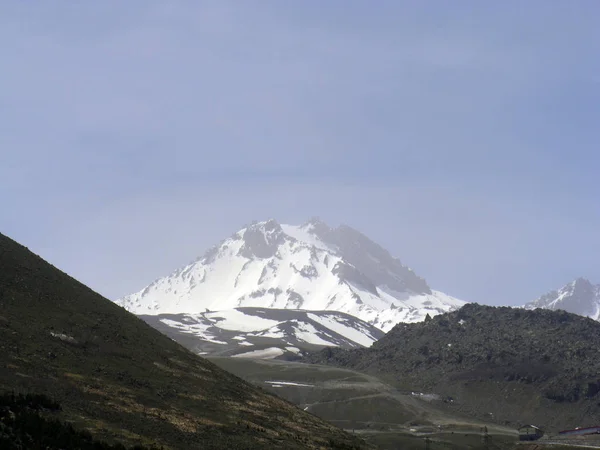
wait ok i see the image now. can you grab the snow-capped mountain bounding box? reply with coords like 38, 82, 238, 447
139, 307, 384, 360
117, 218, 465, 332
524, 277, 600, 320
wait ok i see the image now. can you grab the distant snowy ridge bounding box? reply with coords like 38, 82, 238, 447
523, 277, 600, 320
139, 307, 385, 358
117, 218, 465, 332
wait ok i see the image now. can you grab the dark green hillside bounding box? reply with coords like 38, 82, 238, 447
305, 303, 600, 431
0, 232, 369, 449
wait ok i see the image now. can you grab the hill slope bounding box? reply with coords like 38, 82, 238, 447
524, 277, 600, 320
117, 219, 464, 332
304, 304, 600, 431
0, 232, 368, 449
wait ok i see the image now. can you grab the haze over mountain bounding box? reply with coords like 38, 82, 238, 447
3, 1, 599, 332
117, 219, 465, 333
524, 277, 600, 320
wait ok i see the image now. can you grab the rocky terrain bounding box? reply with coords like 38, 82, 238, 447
304, 303, 600, 431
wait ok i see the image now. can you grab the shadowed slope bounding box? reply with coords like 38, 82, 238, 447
0, 232, 368, 449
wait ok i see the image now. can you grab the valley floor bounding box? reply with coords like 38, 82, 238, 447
210, 357, 600, 450
208, 357, 520, 449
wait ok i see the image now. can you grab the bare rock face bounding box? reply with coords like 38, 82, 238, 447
331, 261, 379, 296
238, 219, 286, 259
309, 221, 432, 295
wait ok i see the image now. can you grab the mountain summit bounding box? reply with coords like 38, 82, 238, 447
524, 277, 600, 320
117, 219, 464, 332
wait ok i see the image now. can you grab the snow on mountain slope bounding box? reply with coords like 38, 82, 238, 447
139, 307, 385, 358
117, 218, 465, 332
523, 277, 600, 320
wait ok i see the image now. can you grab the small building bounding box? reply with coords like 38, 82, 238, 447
559, 426, 600, 436
519, 425, 544, 441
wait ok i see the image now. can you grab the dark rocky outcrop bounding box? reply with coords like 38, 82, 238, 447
304, 303, 600, 430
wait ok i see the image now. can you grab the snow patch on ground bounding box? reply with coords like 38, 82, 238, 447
307, 313, 377, 347
204, 309, 279, 332
232, 347, 284, 359
292, 321, 335, 346
50, 332, 77, 344
159, 318, 227, 344
265, 381, 314, 387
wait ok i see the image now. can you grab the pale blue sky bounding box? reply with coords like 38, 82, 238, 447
1, 1, 598, 305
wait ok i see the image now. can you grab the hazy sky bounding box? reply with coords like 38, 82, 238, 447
2, 1, 599, 306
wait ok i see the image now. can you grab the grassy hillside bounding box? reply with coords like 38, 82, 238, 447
0, 232, 369, 449
304, 303, 600, 431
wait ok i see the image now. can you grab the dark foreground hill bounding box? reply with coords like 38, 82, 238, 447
304, 303, 600, 431
0, 232, 368, 449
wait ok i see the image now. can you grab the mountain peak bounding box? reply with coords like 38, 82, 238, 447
239, 219, 285, 259
524, 277, 600, 320
117, 218, 464, 331
303, 216, 327, 227
301, 217, 332, 236
569, 277, 594, 290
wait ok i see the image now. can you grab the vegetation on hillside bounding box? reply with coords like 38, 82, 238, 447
0, 232, 369, 449
0, 393, 158, 450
